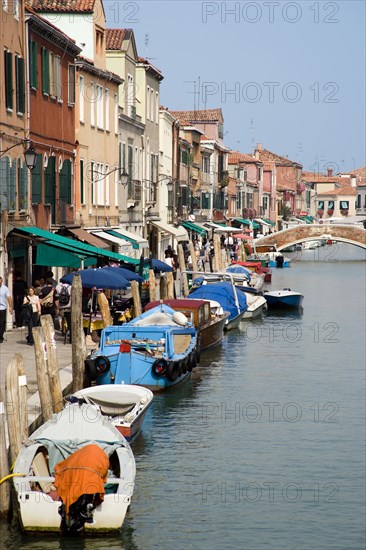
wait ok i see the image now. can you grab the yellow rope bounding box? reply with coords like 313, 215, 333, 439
0, 473, 26, 486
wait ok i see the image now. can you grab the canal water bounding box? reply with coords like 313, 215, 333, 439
1, 243, 365, 550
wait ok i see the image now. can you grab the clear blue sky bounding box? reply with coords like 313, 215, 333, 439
105, 0, 365, 173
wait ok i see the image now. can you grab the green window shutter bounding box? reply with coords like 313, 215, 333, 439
16, 56, 25, 114
0, 158, 10, 211
80, 159, 84, 204
31, 154, 42, 203
41, 48, 49, 94
60, 159, 72, 204
181, 186, 188, 206
44, 156, 55, 204
29, 40, 38, 89
202, 192, 209, 209
8, 161, 16, 210
21, 162, 28, 210
5, 50, 13, 110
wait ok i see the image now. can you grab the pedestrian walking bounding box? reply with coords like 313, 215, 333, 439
0, 276, 13, 343
56, 281, 72, 342
22, 286, 41, 345
39, 278, 59, 320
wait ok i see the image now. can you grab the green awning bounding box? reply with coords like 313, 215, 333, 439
35, 243, 96, 268
181, 221, 208, 237
105, 229, 139, 250
299, 216, 313, 224
13, 226, 139, 265
262, 218, 276, 226
234, 218, 261, 229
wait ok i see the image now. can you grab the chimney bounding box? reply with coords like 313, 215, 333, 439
327, 168, 333, 177
350, 175, 357, 188
256, 143, 263, 151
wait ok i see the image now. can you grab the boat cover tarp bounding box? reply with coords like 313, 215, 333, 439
226, 264, 251, 281
189, 282, 247, 320
54, 443, 108, 516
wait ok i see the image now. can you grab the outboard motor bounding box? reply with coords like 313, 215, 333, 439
59, 494, 99, 532
276, 255, 284, 268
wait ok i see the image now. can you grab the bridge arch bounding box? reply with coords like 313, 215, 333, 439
255, 224, 366, 251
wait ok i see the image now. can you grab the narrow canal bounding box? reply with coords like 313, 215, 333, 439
1, 243, 365, 550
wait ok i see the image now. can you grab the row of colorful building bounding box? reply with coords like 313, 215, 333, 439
1, 0, 366, 284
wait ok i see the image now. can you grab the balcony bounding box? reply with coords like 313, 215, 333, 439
127, 180, 142, 202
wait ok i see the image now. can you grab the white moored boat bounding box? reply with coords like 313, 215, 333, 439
12, 402, 136, 533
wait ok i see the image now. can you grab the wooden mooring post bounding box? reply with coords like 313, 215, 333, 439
166, 272, 175, 299
0, 388, 10, 515
148, 269, 156, 302
71, 275, 86, 393
178, 244, 189, 297
131, 280, 142, 317
40, 315, 63, 413
33, 327, 53, 424
160, 273, 168, 300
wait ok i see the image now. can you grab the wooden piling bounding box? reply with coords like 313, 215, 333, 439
131, 281, 142, 317
188, 240, 198, 280
0, 388, 10, 515
178, 244, 189, 297
148, 269, 156, 302
40, 315, 63, 413
16, 355, 29, 444
166, 272, 175, 299
5, 357, 22, 465
33, 327, 53, 423
71, 275, 86, 393
160, 274, 168, 300
98, 291, 113, 327
213, 234, 221, 272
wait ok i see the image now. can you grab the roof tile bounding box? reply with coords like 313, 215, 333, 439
25, 0, 95, 12
106, 28, 130, 50
169, 109, 224, 125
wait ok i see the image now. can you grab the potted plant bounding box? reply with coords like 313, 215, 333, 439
327, 209, 334, 216
317, 209, 324, 217
340, 209, 348, 216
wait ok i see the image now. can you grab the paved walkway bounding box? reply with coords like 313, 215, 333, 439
0, 326, 72, 400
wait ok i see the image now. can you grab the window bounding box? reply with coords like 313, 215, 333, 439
105, 88, 109, 131
41, 47, 49, 94
147, 86, 150, 120
127, 145, 133, 180
114, 92, 118, 133
18, 159, 28, 210
150, 88, 154, 122
340, 201, 349, 210
318, 201, 324, 210
90, 81, 95, 126
79, 75, 84, 122
90, 161, 95, 204
105, 164, 110, 206
202, 156, 210, 174
15, 55, 24, 114
31, 154, 42, 203
13, 0, 19, 18
218, 123, 224, 139
4, 50, 13, 110
328, 200, 335, 210
80, 159, 85, 204
155, 91, 159, 123
29, 40, 38, 89
306, 190, 311, 208
356, 194, 361, 209
96, 84, 103, 128
127, 74, 134, 116
2, 0, 8, 12
59, 159, 72, 205
181, 149, 189, 166
96, 162, 104, 205
68, 64, 75, 104
262, 196, 268, 210
49, 53, 61, 98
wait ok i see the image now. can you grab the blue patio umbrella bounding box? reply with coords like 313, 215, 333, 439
150, 258, 174, 272
102, 266, 144, 282
60, 268, 130, 289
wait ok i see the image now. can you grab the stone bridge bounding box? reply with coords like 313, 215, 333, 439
255, 224, 366, 250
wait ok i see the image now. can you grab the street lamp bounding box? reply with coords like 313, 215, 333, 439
24, 144, 37, 170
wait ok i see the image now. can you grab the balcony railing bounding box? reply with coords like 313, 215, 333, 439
127, 179, 142, 202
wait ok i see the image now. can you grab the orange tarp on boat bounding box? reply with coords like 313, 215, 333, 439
54, 444, 109, 517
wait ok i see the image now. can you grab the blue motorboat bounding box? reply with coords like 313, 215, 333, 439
84, 305, 198, 391
189, 281, 247, 329
263, 289, 304, 309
